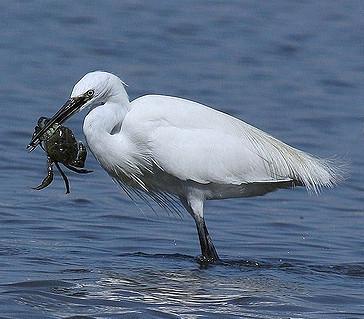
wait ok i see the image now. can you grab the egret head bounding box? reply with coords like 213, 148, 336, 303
27, 71, 127, 151
71, 71, 127, 111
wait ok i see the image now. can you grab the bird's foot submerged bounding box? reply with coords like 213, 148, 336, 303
196, 234, 220, 266
196, 254, 220, 266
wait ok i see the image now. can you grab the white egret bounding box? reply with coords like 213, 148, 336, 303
28, 71, 343, 263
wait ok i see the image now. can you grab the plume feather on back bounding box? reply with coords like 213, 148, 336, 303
234, 120, 345, 193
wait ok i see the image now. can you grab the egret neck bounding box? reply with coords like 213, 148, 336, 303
83, 87, 130, 168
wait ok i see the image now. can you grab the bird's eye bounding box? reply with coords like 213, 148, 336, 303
86, 89, 94, 97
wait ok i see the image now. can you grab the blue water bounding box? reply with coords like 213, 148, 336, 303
1, 1, 363, 318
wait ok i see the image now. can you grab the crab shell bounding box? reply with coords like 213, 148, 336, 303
44, 126, 79, 164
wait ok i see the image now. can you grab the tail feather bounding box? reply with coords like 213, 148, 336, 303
238, 121, 346, 193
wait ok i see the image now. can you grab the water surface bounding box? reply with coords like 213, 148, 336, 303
0, 1, 363, 318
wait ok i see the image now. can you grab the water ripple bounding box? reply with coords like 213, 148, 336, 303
0, 1, 363, 318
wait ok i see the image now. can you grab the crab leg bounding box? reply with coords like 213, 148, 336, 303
64, 164, 92, 174
33, 157, 54, 190
54, 162, 70, 194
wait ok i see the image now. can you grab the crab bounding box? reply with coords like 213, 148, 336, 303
31, 117, 92, 193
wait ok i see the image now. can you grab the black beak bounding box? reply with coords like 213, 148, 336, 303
27, 96, 87, 152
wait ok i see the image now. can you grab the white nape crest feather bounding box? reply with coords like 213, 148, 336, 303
64, 71, 344, 261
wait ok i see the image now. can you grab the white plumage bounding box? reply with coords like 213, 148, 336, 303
45, 71, 344, 262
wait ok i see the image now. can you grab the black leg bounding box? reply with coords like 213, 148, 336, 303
195, 216, 219, 263
179, 196, 220, 264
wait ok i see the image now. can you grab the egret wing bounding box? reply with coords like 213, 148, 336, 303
125, 95, 341, 193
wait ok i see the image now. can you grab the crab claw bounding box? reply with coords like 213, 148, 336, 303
33, 158, 54, 190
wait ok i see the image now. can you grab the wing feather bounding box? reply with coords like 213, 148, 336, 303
125, 95, 345, 194
233, 120, 344, 193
